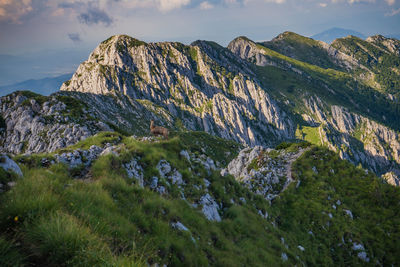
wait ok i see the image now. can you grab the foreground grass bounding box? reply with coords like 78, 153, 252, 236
0, 132, 285, 266
0, 133, 399, 266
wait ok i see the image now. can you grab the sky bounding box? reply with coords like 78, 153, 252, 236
0, 0, 399, 85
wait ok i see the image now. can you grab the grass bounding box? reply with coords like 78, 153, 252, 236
0, 131, 287, 265
0, 237, 24, 266
295, 126, 322, 146
261, 31, 344, 71
269, 146, 400, 266
1, 131, 399, 266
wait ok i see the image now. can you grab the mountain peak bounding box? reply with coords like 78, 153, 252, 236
101, 34, 147, 46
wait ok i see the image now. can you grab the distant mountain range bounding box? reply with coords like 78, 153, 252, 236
0, 73, 72, 96
311, 27, 366, 43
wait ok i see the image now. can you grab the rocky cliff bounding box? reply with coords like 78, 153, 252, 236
61, 35, 294, 146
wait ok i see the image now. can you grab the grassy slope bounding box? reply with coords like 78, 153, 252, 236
332, 36, 400, 96
252, 42, 400, 131
261, 32, 344, 71
1, 132, 399, 266
0, 132, 285, 266
270, 146, 400, 266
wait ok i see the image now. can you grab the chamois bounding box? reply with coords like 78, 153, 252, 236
150, 120, 169, 139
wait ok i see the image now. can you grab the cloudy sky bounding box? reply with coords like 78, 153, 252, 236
0, 0, 399, 84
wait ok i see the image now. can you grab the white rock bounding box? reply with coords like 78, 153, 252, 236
171, 221, 189, 232
156, 160, 171, 178
169, 170, 184, 185
124, 159, 144, 187
100, 146, 118, 156
180, 150, 190, 162
352, 242, 365, 251
344, 209, 353, 219
297, 245, 305, 251
199, 193, 221, 222
281, 252, 288, 261
357, 251, 370, 262
150, 176, 158, 189
0, 154, 23, 176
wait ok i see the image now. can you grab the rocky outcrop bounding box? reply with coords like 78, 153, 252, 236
0, 154, 22, 176
61, 35, 294, 146
0, 92, 109, 154
224, 145, 309, 200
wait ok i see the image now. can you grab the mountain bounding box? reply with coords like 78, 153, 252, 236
0, 73, 72, 97
311, 27, 366, 43
1, 31, 400, 265
56, 33, 400, 180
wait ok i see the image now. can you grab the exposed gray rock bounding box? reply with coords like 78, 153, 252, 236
171, 221, 189, 232
169, 170, 184, 185
0, 154, 22, 176
281, 252, 288, 262
100, 146, 119, 156
344, 209, 353, 219
180, 150, 190, 162
357, 251, 370, 263
124, 158, 144, 187
0, 92, 107, 154
150, 176, 158, 189
55, 145, 103, 169
199, 193, 221, 222
352, 242, 369, 262
156, 160, 172, 178
226, 146, 308, 200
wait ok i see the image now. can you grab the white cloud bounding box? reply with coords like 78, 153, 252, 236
264, 0, 286, 3
200, 1, 214, 9
159, 0, 191, 11
348, 0, 375, 3
0, 0, 33, 23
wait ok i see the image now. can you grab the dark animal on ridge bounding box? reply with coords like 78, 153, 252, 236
150, 120, 169, 139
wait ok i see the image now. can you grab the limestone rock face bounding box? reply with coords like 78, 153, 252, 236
304, 97, 400, 182
225, 146, 309, 200
61, 35, 294, 146
0, 92, 107, 154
